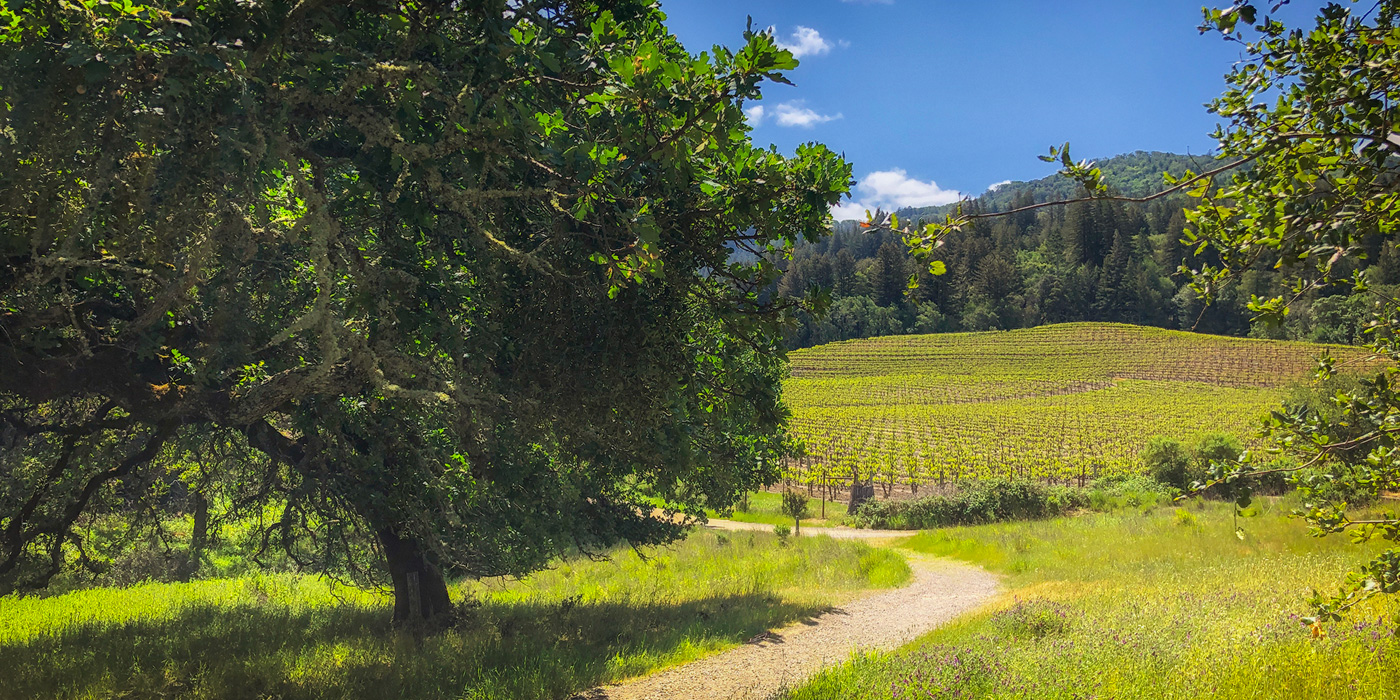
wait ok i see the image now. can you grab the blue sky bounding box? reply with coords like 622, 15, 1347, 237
661, 0, 1329, 218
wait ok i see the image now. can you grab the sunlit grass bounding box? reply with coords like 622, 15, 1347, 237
783, 499, 1400, 699
0, 529, 908, 700
707, 489, 848, 528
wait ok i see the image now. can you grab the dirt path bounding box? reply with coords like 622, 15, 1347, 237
581, 522, 998, 700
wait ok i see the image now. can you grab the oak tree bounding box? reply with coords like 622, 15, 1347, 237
0, 0, 850, 623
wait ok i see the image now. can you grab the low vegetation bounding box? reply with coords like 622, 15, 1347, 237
846, 476, 1176, 530
0, 531, 908, 700
784, 500, 1400, 699
782, 323, 1378, 495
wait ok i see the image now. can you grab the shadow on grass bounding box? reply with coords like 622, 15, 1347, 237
0, 591, 828, 700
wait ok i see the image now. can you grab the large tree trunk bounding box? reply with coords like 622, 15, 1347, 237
377, 528, 452, 626
181, 491, 209, 581
192, 492, 209, 556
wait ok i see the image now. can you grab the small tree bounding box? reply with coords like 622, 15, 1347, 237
1142, 436, 1193, 490
1193, 432, 1247, 515
781, 490, 811, 535
1192, 433, 1243, 470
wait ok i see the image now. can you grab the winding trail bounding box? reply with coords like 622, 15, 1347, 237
580, 521, 998, 700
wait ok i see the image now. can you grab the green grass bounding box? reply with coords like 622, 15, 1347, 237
783, 322, 1381, 486
782, 500, 1400, 699
708, 490, 849, 528
0, 530, 908, 700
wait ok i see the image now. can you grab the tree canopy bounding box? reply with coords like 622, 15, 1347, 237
0, 0, 849, 621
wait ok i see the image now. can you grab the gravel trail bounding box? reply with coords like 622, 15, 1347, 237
581, 522, 998, 700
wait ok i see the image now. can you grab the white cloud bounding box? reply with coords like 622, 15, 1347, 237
773, 101, 841, 128
858, 170, 963, 208
773, 26, 832, 58
746, 101, 842, 129
830, 199, 872, 221
988, 180, 1012, 192
744, 104, 765, 125
831, 169, 963, 220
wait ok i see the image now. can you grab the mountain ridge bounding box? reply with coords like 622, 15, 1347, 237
838, 150, 1223, 224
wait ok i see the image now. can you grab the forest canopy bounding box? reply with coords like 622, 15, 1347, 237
780, 151, 1399, 349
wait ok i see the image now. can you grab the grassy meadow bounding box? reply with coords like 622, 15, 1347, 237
784, 499, 1400, 700
0, 530, 908, 700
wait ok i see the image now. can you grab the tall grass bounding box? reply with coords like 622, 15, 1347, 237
0, 530, 908, 700
785, 499, 1400, 699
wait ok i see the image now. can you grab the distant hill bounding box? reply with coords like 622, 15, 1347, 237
854, 151, 1224, 224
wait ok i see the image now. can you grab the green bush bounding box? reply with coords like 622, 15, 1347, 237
1141, 436, 1195, 490
850, 475, 1185, 530
1188, 432, 1246, 499
1248, 457, 1294, 495
850, 479, 1089, 530
1085, 474, 1177, 512
1140, 433, 1256, 496
1172, 507, 1200, 527
780, 490, 811, 533
1192, 432, 1243, 469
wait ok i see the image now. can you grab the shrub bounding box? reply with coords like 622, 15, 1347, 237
848, 474, 1197, 530
1295, 461, 1381, 506
1189, 432, 1246, 499
1247, 457, 1294, 495
851, 479, 1088, 530
773, 523, 791, 543
781, 490, 811, 533
1085, 474, 1177, 512
993, 599, 1072, 639
1142, 436, 1194, 490
1192, 432, 1243, 469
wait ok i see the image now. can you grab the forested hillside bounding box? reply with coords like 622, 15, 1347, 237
781, 151, 1400, 349
896, 151, 1214, 220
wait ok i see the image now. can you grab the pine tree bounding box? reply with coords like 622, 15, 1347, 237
1060, 200, 1091, 265
872, 241, 909, 307
1157, 209, 1188, 270
834, 249, 857, 297
1095, 230, 1131, 321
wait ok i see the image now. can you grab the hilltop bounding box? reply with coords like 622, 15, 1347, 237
788, 322, 1367, 386
874, 151, 1221, 223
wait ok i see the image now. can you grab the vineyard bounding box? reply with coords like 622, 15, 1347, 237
782, 322, 1379, 497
